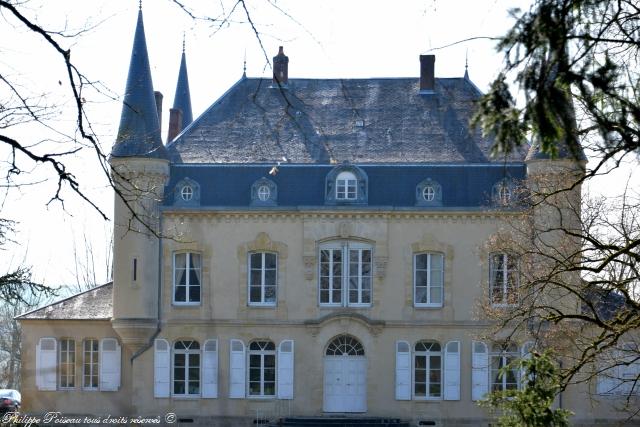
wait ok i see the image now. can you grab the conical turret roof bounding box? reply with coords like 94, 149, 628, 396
111, 9, 167, 160
172, 48, 193, 130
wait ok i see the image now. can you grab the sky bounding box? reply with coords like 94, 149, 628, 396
0, 0, 632, 290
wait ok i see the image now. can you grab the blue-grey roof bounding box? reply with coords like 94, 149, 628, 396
172, 50, 193, 131
163, 163, 526, 208
167, 77, 528, 164
111, 9, 167, 160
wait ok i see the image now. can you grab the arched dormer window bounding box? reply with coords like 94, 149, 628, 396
416, 178, 442, 207
325, 164, 368, 205
250, 177, 277, 206
174, 177, 200, 207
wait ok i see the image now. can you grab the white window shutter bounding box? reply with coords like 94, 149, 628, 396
395, 341, 411, 400
36, 337, 57, 391
472, 341, 489, 401
154, 339, 170, 398
277, 340, 294, 399
229, 339, 246, 398
444, 341, 460, 400
100, 338, 121, 391
202, 339, 218, 398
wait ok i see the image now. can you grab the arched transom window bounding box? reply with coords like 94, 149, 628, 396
325, 335, 365, 356
173, 340, 200, 396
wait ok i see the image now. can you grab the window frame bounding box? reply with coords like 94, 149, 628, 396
248, 340, 277, 398
172, 340, 201, 397
172, 252, 202, 305
335, 171, 358, 201
413, 340, 442, 400
489, 252, 519, 306
248, 251, 278, 307
318, 241, 373, 308
413, 252, 444, 308
181, 185, 193, 201
489, 343, 520, 392
82, 338, 99, 391
59, 338, 76, 390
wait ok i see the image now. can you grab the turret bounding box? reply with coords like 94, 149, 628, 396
109, 7, 169, 352
167, 41, 193, 142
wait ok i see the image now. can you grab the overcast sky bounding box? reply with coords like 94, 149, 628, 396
4, 0, 627, 290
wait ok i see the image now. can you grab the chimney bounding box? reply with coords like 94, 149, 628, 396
167, 108, 183, 142
419, 55, 435, 93
273, 46, 289, 86
154, 91, 163, 134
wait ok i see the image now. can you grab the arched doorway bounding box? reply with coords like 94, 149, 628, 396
323, 335, 367, 412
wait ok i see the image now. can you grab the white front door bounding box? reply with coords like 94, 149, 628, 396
323, 356, 367, 412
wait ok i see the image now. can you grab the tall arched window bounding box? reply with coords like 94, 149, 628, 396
414, 341, 441, 399
248, 341, 276, 397
173, 340, 200, 396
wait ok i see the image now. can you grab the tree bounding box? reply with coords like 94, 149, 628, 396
474, 0, 639, 169
481, 350, 573, 427
474, 0, 640, 417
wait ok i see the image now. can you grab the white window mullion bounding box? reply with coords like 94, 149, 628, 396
427, 254, 431, 304
261, 253, 266, 304
358, 250, 363, 304
342, 244, 348, 307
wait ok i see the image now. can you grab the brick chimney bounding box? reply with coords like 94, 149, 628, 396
273, 46, 289, 86
419, 55, 435, 93
167, 108, 183, 142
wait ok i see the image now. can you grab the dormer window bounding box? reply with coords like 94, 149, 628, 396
181, 185, 193, 201
174, 178, 200, 207
251, 177, 277, 206
325, 165, 368, 205
416, 178, 442, 207
336, 171, 357, 200
492, 179, 517, 207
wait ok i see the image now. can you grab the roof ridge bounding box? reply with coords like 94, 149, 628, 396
15, 282, 113, 320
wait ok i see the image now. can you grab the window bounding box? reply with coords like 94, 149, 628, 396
326, 335, 365, 356
83, 339, 99, 390
498, 185, 511, 205
173, 252, 201, 304
336, 171, 357, 200
489, 253, 518, 305
319, 242, 372, 306
181, 185, 193, 201
414, 341, 442, 399
249, 252, 277, 306
597, 342, 640, 396
59, 338, 76, 389
423, 186, 435, 201
173, 340, 200, 396
248, 341, 276, 397
414, 252, 444, 307
257, 185, 271, 201
490, 343, 519, 392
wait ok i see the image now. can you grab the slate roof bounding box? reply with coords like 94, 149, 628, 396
16, 283, 113, 321
172, 50, 193, 130
111, 9, 167, 160
167, 77, 528, 164
164, 163, 526, 208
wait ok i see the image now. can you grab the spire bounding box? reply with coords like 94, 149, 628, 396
172, 39, 193, 130
112, 8, 167, 159
464, 51, 469, 80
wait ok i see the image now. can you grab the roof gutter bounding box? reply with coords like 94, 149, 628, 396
130, 214, 163, 363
